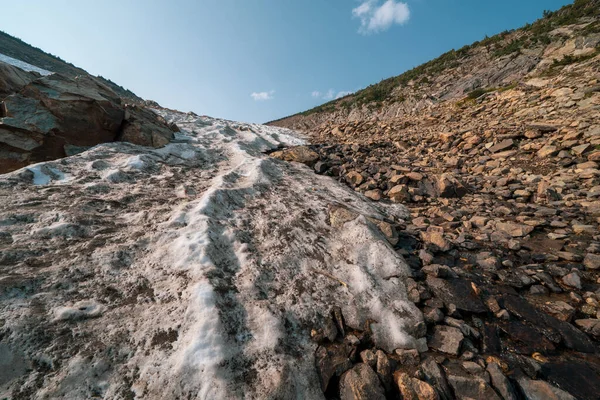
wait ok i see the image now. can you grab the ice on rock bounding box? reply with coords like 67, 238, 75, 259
0, 109, 423, 398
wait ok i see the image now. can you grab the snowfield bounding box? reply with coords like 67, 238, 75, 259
0, 53, 52, 76
0, 110, 423, 399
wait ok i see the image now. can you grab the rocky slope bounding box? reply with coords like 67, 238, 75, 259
2, 2, 600, 399
270, 0, 600, 132
264, 1, 600, 399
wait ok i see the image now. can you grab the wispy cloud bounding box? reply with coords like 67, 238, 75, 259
313, 89, 354, 101
323, 89, 336, 100
352, 0, 410, 34
251, 90, 275, 101
335, 91, 353, 99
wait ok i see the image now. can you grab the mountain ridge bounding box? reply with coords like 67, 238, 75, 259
269, 0, 600, 131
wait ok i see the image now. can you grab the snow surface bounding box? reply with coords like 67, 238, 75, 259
0, 52, 52, 75
0, 110, 423, 399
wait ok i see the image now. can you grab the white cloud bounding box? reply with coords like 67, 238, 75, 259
323, 89, 335, 100
251, 90, 275, 101
313, 89, 353, 101
352, 0, 410, 34
335, 91, 353, 99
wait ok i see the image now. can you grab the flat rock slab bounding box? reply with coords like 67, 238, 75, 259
426, 276, 487, 313
541, 360, 600, 400
502, 295, 597, 353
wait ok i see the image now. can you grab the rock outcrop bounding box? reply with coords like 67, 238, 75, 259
0, 64, 176, 173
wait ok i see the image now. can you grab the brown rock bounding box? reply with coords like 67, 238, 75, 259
364, 189, 382, 201
489, 139, 514, 153
346, 171, 364, 186
583, 253, 600, 270
270, 146, 319, 166
388, 184, 411, 202
495, 221, 534, 237
435, 173, 468, 198
119, 105, 175, 147
394, 372, 439, 400
421, 226, 451, 251
429, 325, 464, 355
0, 74, 125, 172
538, 144, 559, 158
0, 61, 40, 98
339, 363, 386, 400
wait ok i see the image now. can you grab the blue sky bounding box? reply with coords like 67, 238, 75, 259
2, 0, 571, 123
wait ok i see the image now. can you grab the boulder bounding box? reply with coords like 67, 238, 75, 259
434, 173, 468, 198
487, 362, 518, 400
0, 73, 125, 172
420, 359, 453, 400
119, 104, 176, 147
428, 325, 464, 355
426, 276, 487, 313
270, 146, 319, 166
444, 363, 501, 400
583, 253, 600, 270
339, 363, 386, 400
315, 344, 353, 392
495, 221, 534, 237
575, 319, 600, 338
516, 377, 576, 400
0, 61, 40, 99
394, 372, 439, 400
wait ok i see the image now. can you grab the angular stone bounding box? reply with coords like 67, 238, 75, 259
575, 319, 600, 338
270, 145, 319, 166
516, 377, 576, 400
435, 173, 468, 198
426, 276, 487, 313
394, 372, 438, 400
346, 171, 364, 186
583, 253, 600, 270
328, 205, 360, 227
420, 359, 453, 400
496, 221, 534, 237
315, 344, 353, 392
421, 226, 451, 252
429, 325, 464, 355
444, 363, 501, 400
339, 363, 386, 400
489, 139, 514, 153
388, 184, 411, 202
364, 189, 382, 201
538, 144, 559, 158
487, 362, 518, 400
